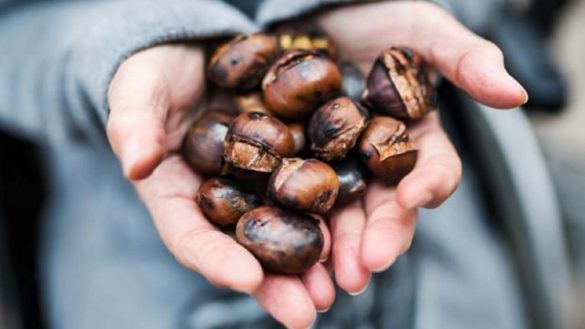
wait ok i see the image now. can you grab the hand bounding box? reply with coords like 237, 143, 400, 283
107, 44, 334, 329
317, 1, 528, 294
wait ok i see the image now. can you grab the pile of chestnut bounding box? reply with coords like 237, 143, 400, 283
182, 28, 436, 275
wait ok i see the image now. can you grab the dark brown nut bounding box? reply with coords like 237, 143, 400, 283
224, 112, 295, 173
287, 123, 306, 155
362, 47, 436, 121
358, 116, 417, 185
196, 177, 262, 227
276, 23, 337, 58
308, 96, 369, 162
262, 50, 342, 120
234, 92, 271, 115
331, 157, 368, 206
268, 158, 339, 214
208, 33, 278, 91
182, 112, 234, 176
236, 206, 324, 274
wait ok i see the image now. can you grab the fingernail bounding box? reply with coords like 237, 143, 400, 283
372, 256, 397, 273
319, 254, 329, 263
317, 306, 331, 314
348, 284, 369, 296
522, 88, 529, 105
121, 139, 142, 176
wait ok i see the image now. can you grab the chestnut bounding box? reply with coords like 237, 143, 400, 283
262, 50, 342, 120
358, 116, 417, 185
196, 177, 262, 227
362, 47, 436, 121
224, 112, 295, 173
236, 206, 324, 274
308, 96, 369, 162
233, 92, 271, 115
268, 158, 339, 214
182, 111, 233, 176
207, 33, 278, 91
287, 123, 306, 155
276, 23, 336, 58
331, 157, 368, 206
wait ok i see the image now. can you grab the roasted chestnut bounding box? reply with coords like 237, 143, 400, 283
234, 92, 271, 115
362, 47, 436, 121
208, 33, 278, 91
268, 158, 339, 214
287, 123, 306, 155
262, 50, 342, 120
236, 206, 324, 274
182, 111, 233, 176
308, 96, 369, 162
331, 157, 368, 206
224, 112, 295, 173
196, 177, 262, 227
358, 116, 417, 185
276, 23, 336, 58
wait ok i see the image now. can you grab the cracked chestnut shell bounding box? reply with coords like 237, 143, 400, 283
224, 112, 295, 173
308, 96, 369, 162
236, 206, 324, 274
287, 123, 306, 155
262, 50, 342, 120
331, 157, 368, 206
268, 158, 339, 214
208, 33, 278, 91
362, 48, 436, 121
234, 92, 271, 115
358, 116, 418, 185
182, 112, 234, 176
196, 177, 262, 227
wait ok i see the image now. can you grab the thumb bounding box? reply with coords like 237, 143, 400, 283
107, 60, 170, 181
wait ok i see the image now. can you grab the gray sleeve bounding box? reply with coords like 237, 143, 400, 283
256, 0, 453, 27
0, 0, 256, 144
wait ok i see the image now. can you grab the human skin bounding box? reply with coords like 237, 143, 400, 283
106, 2, 527, 328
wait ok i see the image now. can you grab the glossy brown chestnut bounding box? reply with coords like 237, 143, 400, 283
331, 157, 368, 206
308, 96, 369, 162
236, 206, 324, 274
362, 48, 436, 121
262, 50, 342, 120
268, 158, 339, 214
287, 123, 306, 155
182, 111, 234, 176
224, 112, 295, 173
358, 116, 418, 185
233, 92, 271, 115
196, 177, 262, 227
208, 33, 278, 91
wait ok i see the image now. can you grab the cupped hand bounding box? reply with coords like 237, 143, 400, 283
318, 1, 528, 294
107, 44, 334, 328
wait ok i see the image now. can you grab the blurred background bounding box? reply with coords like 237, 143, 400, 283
0, 0, 584, 328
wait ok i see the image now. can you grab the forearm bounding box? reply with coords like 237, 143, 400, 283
0, 0, 255, 143
256, 0, 454, 27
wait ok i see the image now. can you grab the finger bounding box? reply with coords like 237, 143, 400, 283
107, 46, 205, 180
319, 1, 527, 108
300, 263, 336, 312
315, 216, 332, 262
107, 60, 170, 180
134, 155, 263, 293
329, 200, 371, 295
253, 274, 316, 329
362, 183, 417, 272
397, 112, 462, 209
